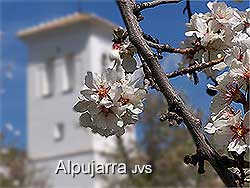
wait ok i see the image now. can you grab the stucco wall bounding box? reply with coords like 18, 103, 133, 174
24, 19, 135, 188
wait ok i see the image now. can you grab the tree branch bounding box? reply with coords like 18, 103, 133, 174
221, 155, 250, 169
183, 0, 192, 20
140, 57, 161, 91
134, 0, 181, 12
147, 40, 201, 54
166, 57, 224, 78
117, 0, 238, 187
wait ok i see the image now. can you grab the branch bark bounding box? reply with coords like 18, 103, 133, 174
117, 0, 238, 187
183, 0, 192, 20
166, 57, 224, 78
147, 40, 199, 55
134, 0, 181, 12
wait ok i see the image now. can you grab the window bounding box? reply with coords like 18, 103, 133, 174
101, 53, 109, 72
53, 123, 64, 141
61, 54, 75, 93
39, 59, 55, 97
34, 67, 40, 98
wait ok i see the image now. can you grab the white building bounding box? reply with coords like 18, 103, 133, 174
17, 12, 135, 188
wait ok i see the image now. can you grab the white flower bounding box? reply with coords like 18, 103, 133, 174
208, 72, 245, 115
90, 99, 126, 134
229, 49, 250, 90
232, 32, 250, 50
207, 1, 238, 29
185, 13, 209, 39
183, 0, 250, 156
205, 109, 249, 154
212, 47, 249, 90
74, 98, 126, 137
233, 9, 250, 35
185, 1, 241, 51
227, 139, 248, 154
115, 77, 146, 115
185, 13, 225, 48
74, 68, 146, 137
81, 69, 121, 102
205, 106, 237, 134
213, 45, 249, 69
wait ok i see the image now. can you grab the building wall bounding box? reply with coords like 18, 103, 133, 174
26, 23, 95, 160
24, 20, 135, 188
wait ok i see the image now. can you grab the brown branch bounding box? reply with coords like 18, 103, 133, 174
166, 57, 224, 78
221, 155, 250, 169
117, 0, 238, 187
160, 111, 183, 126
138, 53, 161, 90
134, 0, 181, 12
147, 40, 200, 55
183, 0, 192, 20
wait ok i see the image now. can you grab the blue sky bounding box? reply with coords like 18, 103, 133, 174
1, 0, 249, 149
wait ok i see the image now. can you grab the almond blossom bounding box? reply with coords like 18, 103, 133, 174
207, 1, 239, 30
74, 67, 146, 137
205, 109, 249, 154
208, 73, 245, 115
233, 9, 250, 35
229, 49, 250, 90
201, 2, 250, 157
111, 27, 138, 74
181, 1, 249, 83
185, 13, 226, 49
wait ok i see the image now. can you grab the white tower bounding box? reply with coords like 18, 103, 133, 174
17, 13, 135, 188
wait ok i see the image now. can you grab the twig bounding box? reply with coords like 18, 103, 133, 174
159, 111, 183, 126
139, 54, 160, 90
183, 0, 192, 20
134, 0, 181, 12
166, 57, 224, 78
143, 33, 159, 45
182, 0, 199, 84
117, 0, 238, 187
184, 152, 205, 174
221, 155, 250, 169
147, 40, 200, 55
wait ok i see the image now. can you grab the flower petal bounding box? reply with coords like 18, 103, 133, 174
73, 100, 92, 112
79, 113, 92, 127
122, 54, 137, 73
85, 72, 96, 89
204, 122, 217, 134
228, 140, 248, 154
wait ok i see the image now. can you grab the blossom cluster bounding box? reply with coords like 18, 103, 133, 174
181, 1, 249, 81
74, 28, 146, 137
182, 1, 249, 155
